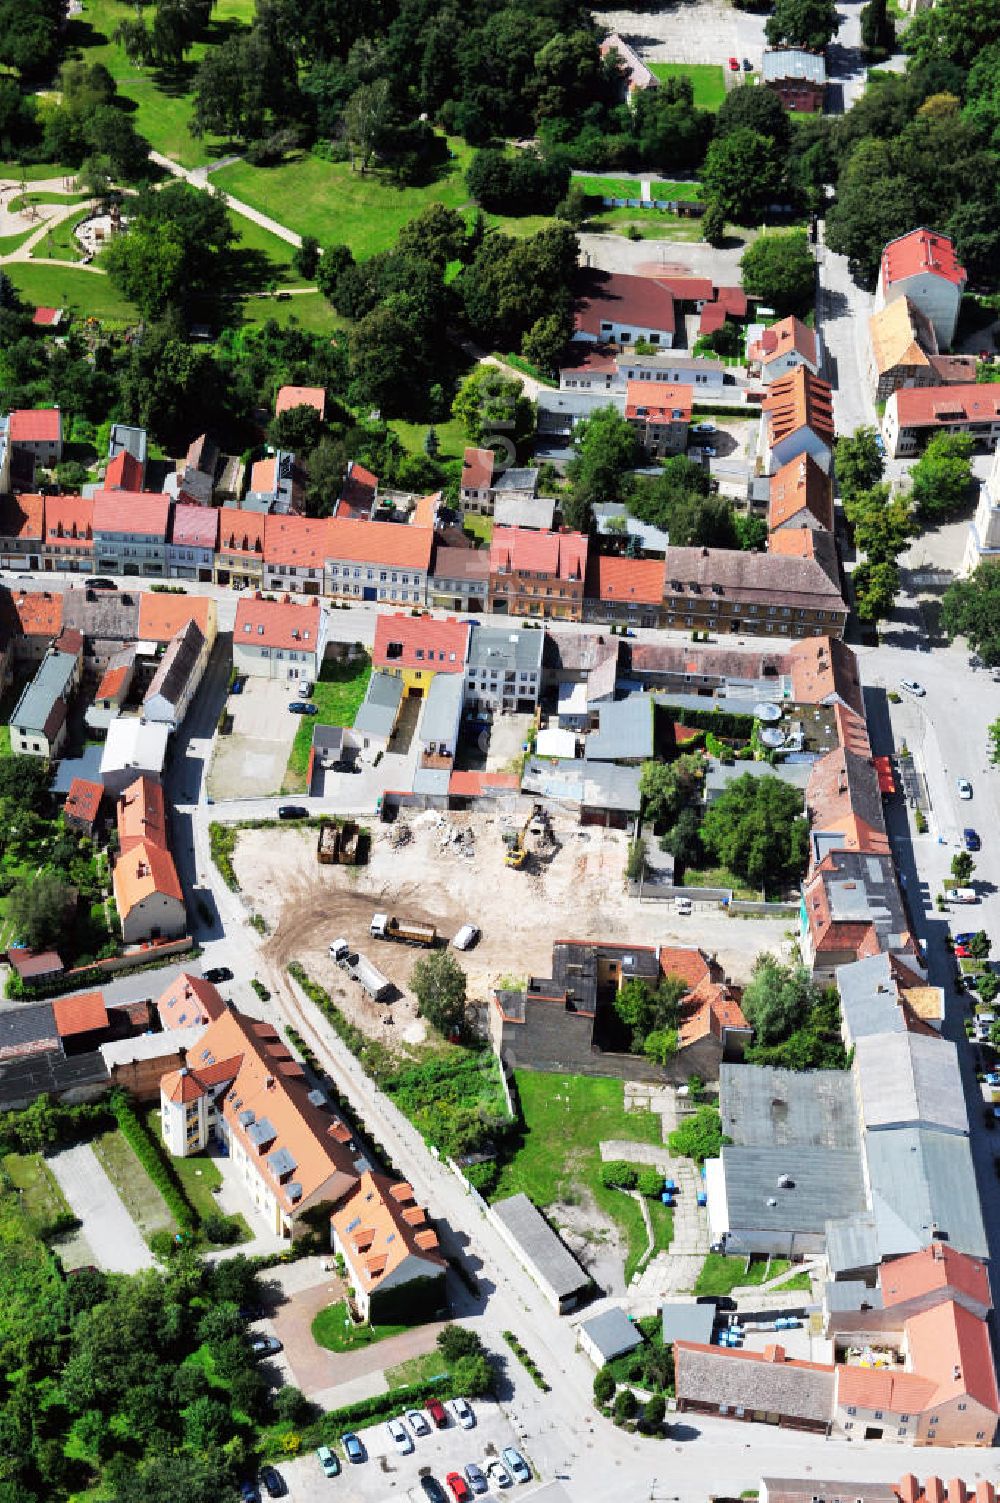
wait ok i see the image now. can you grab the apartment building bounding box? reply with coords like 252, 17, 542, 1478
232, 594, 326, 683
92, 491, 171, 577
215, 508, 265, 588
877, 228, 967, 351
0, 492, 44, 572
324, 518, 433, 605
262, 514, 328, 595
883, 384, 1000, 458
662, 546, 847, 638
488, 526, 588, 620
166, 503, 218, 581
43, 495, 94, 572
624, 381, 692, 457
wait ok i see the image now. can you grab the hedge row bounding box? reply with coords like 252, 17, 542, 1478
302, 1375, 457, 1447
287, 962, 394, 1078
502, 1330, 550, 1392
657, 703, 756, 740
109, 1091, 197, 1233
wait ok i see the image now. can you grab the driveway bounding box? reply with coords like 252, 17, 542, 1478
208, 677, 302, 800
49, 1143, 152, 1274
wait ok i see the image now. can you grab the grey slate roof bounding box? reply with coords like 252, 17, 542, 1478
762, 47, 827, 85
492, 1193, 591, 1301
0, 1000, 58, 1057
824, 1213, 880, 1277
353, 671, 403, 740
11, 647, 76, 737
866, 1126, 988, 1258
720, 1064, 859, 1150
720, 1143, 868, 1236
584, 694, 654, 762
467, 625, 545, 674
580, 1305, 643, 1361
837, 953, 910, 1046
854, 1032, 968, 1136
494, 467, 539, 494
493, 494, 557, 531
593, 502, 670, 555
143, 619, 204, 715
705, 759, 813, 801
676, 1342, 835, 1425
661, 1302, 716, 1346
419, 671, 463, 744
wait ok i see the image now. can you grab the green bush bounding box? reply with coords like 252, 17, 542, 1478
251, 979, 271, 1002
915, 808, 928, 833
502, 1330, 550, 1391
594, 1366, 616, 1405
209, 824, 240, 891
0, 1094, 114, 1156
637, 1166, 664, 1197
601, 1160, 638, 1190
383, 1053, 512, 1159
109, 1091, 197, 1233
614, 1387, 638, 1423
203, 1211, 243, 1246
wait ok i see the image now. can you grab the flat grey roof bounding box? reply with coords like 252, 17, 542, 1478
419, 671, 463, 744
494, 494, 557, 531
824, 1213, 879, 1277
411, 766, 451, 796
661, 1302, 716, 1346
11, 648, 76, 735
580, 1305, 643, 1360
101, 1024, 206, 1067
822, 1278, 883, 1313
866, 1126, 988, 1258
762, 47, 827, 84
837, 953, 909, 1045
353, 671, 403, 739
522, 756, 642, 814
584, 695, 654, 763
494, 467, 539, 493
721, 1143, 867, 1235
492, 1192, 591, 1300
855, 1032, 968, 1136
720, 1064, 859, 1150
468, 625, 545, 674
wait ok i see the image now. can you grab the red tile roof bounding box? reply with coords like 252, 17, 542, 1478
769, 453, 834, 531
155, 971, 227, 1030
170, 502, 219, 551
891, 384, 1000, 428
138, 592, 213, 643
625, 380, 693, 422
699, 302, 728, 336
489, 526, 588, 582
52, 991, 108, 1038
658, 946, 713, 990
3, 589, 64, 639
7, 948, 62, 979
652, 274, 714, 302
235, 593, 323, 652
118, 775, 168, 853
0, 492, 44, 541
337, 462, 378, 519
32, 307, 60, 327
250, 457, 276, 493
264, 514, 328, 569
373, 613, 470, 673
714, 286, 747, 317
92, 490, 171, 539
575, 271, 676, 338
763, 367, 835, 449
275, 384, 326, 418
45, 495, 94, 548
218, 507, 265, 557
64, 778, 103, 829
8, 409, 61, 444
836, 1363, 938, 1415
880, 1243, 991, 1314
113, 839, 184, 915
447, 770, 520, 797
881, 228, 966, 290
753, 314, 818, 370
95, 663, 131, 702
326, 517, 434, 571
591, 555, 666, 606
462, 447, 495, 490
105, 450, 144, 491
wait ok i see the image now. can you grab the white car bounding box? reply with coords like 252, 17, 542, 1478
385, 1418, 412, 1455
957, 778, 973, 800
405, 1408, 431, 1437
451, 1396, 475, 1429
452, 924, 480, 951
488, 1460, 513, 1490
899, 679, 925, 696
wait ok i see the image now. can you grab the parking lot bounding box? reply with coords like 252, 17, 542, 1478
593, 1, 769, 68
274, 1398, 536, 1502
208, 677, 301, 800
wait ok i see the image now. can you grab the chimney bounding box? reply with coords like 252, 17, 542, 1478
762, 1343, 786, 1363
898, 1479, 920, 1503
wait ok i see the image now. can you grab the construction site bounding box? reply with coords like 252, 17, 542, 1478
233, 802, 791, 1050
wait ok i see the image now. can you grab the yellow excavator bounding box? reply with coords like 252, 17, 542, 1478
503, 803, 549, 869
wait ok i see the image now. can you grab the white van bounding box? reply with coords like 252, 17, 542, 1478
452, 924, 480, 951
947, 888, 979, 904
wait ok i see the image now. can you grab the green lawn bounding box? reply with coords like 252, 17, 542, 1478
694, 1254, 813, 1296
144, 1108, 250, 1242
0, 161, 69, 181
283, 652, 373, 792
238, 290, 347, 335
584, 208, 706, 242
384, 1348, 451, 1388
648, 62, 727, 111
31, 208, 93, 263
576, 175, 703, 201
3, 1151, 72, 1226
312, 1300, 414, 1353
494, 1073, 664, 1283
0, 726, 10, 758
0, 225, 38, 256
392, 413, 469, 468
8, 191, 90, 210
2, 262, 138, 322
682, 864, 759, 900
92, 1126, 177, 1243
462, 514, 493, 546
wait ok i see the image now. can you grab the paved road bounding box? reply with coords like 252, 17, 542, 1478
816, 222, 877, 436
49, 1142, 153, 1274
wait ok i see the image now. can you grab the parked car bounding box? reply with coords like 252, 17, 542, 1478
277, 805, 307, 820
958, 777, 974, 799
501, 1448, 531, 1484
341, 1432, 365, 1464
259, 1466, 286, 1499
954, 932, 979, 945
899, 679, 925, 697
288, 701, 318, 715
874, 433, 886, 455
464, 1463, 489, 1496
955, 944, 972, 958
316, 1446, 340, 1478
692, 421, 716, 434
298, 680, 314, 697
742, 56, 753, 69
452, 923, 480, 951
488, 1460, 513, 1490
421, 1479, 448, 1503
406, 1408, 431, 1436
427, 1398, 448, 1428
447, 1474, 472, 1502
964, 828, 982, 851
728, 55, 739, 68
250, 1335, 282, 1358
451, 1396, 475, 1429
386, 1418, 412, 1455
947, 887, 980, 904
240, 1483, 261, 1503
204, 966, 233, 984
230, 676, 245, 695
84, 577, 116, 590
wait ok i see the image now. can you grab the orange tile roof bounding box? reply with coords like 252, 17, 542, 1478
235, 593, 323, 652
138, 592, 213, 643
805, 746, 890, 861
96, 663, 131, 702
117, 774, 168, 852
2, 588, 64, 640
0, 492, 44, 541
592, 555, 666, 606
8, 409, 61, 443
832, 701, 872, 758
218, 507, 265, 557
754, 314, 818, 370
625, 380, 692, 422
113, 840, 183, 917
769, 453, 834, 531
64, 777, 103, 829
45, 494, 94, 549
52, 990, 108, 1038
882, 228, 966, 290
659, 946, 713, 989
410, 491, 441, 530
763, 367, 835, 449
92, 490, 171, 539
250, 457, 276, 493
264, 514, 329, 569
891, 384, 1000, 429
275, 384, 326, 418
903, 1301, 1000, 1412
447, 771, 520, 797
881, 1244, 991, 1313
679, 977, 749, 1045
490, 526, 588, 581
105, 450, 144, 491
868, 299, 935, 377
373, 612, 470, 673
330, 1169, 444, 1291
788, 636, 864, 717
462, 447, 495, 490
326, 517, 434, 571
836, 1362, 938, 1414
155, 971, 227, 1030
338, 462, 378, 519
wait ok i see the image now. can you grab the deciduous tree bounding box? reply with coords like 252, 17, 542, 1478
740, 230, 815, 316
410, 950, 468, 1037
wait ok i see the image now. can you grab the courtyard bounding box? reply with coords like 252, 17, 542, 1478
208, 677, 302, 800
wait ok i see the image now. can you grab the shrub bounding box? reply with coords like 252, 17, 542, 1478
437, 1324, 484, 1362
614, 1387, 638, 1423
915, 809, 928, 833
601, 1160, 638, 1190
109, 1091, 197, 1233
593, 1366, 616, 1405
251, 978, 271, 1002
202, 1211, 243, 1246
209, 823, 240, 891
637, 1166, 664, 1198
643, 1393, 666, 1431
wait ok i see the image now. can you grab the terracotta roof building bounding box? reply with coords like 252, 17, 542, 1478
662, 545, 846, 639
762, 367, 836, 472
373, 613, 470, 685
166, 502, 218, 581
92, 491, 171, 577
138, 591, 216, 648
883, 383, 1000, 459
488, 526, 589, 621
324, 518, 434, 605
460, 446, 495, 511
115, 775, 168, 853
233, 593, 326, 684
44, 495, 94, 571
768, 453, 834, 534
216, 507, 266, 588
263, 514, 329, 593
805, 746, 891, 870
113, 839, 186, 946
155, 970, 227, 1031
7, 408, 63, 469
63, 777, 104, 836
0, 492, 45, 571
877, 228, 967, 350
275, 384, 326, 419
336, 461, 378, 521
573, 270, 676, 348
750, 315, 822, 383
624, 380, 692, 457
330, 1170, 446, 1322
584, 555, 666, 629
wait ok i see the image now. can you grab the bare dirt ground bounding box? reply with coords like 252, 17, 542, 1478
550, 1195, 629, 1298
234, 809, 792, 1049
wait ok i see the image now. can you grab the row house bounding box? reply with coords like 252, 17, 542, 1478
372, 613, 470, 697
232, 594, 326, 684
583, 555, 666, 630
113, 774, 186, 944
662, 545, 847, 638
464, 624, 545, 715
749, 315, 822, 384
0, 492, 44, 571
263, 514, 328, 595
92, 490, 171, 577
877, 228, 966, 352
866, 299, 978, 405
6, 408, 63, 478
488, 526, 588, 621
427, 545, 489, 613
44, 495, 94, 572
324, 518, 433, 605
165, 503, 218, 581
9, 630, 83, 759
624, 380, 691, 457
560, 347, 726, 393
761, 366, 836, 473
882, 384, 1000, 459
215, 508, 265, 589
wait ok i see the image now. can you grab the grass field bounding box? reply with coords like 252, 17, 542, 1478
494, 1073, 664, 1283
648, 62, 727, 111
384, 1348, 451, 1388
312, 1299, 413, 1353
0, 226, 38, 256
145, 1108, 251, 1241
92, 1126, 177, 1243
461, 513, 493, 545
391, 414, 468, 467
585, 208, 706, 242
2, 262, 138, 321
238, 290, 346, 335
32, 208, 93, 263
0, 161, 68, 181
3, 1151, 72, 1226
283, 652, 373, 792
693, 1254, 815, 1296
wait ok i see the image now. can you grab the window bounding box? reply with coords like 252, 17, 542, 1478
846, 1407, 856, 1417
844, 1422, 853, 1431
958, 1402, 967, 1411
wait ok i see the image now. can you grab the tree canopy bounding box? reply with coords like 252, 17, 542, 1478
699, 773, 809, 894
740, 231, 815, 316
941, 562, 1000, 665
742, 955, 847, 1069
910, 432, 975, 520
410, 950, 468, 1037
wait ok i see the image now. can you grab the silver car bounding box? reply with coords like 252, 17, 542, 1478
385, 1418, 412, 1455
